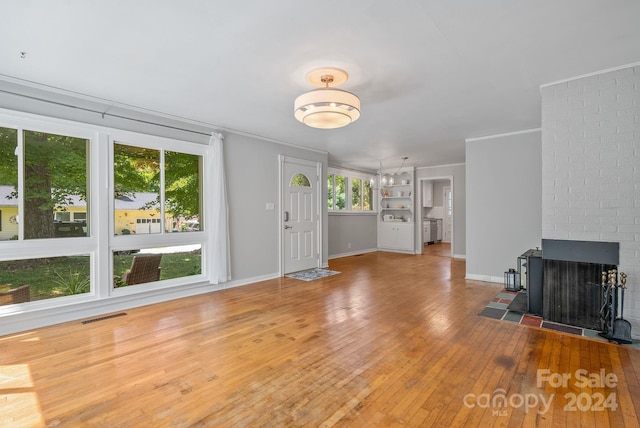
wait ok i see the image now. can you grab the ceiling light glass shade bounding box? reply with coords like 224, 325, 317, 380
294, 88, 361, 129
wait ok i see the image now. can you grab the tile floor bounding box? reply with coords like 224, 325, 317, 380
479, 289, 640, 349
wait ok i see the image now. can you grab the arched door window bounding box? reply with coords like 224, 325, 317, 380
290, 173, 311, 187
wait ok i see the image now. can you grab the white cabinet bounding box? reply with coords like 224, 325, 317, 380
378, 222, 414, 251
423, 220, 437, 244
422, 181, 433, 207
378, 167, 415, 253
423, 221, 432, 244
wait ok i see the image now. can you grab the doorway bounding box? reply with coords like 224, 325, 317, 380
419, 177, 453, 257
443, 185, 452, 243
280, 156, 321, 274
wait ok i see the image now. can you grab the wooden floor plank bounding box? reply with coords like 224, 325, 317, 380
1, 247, 639, 427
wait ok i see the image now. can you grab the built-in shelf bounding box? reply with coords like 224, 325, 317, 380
378, 167, 415, 253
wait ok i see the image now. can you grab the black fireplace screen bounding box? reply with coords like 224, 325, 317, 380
543, 260, 616, 330
541, 239, 619, 330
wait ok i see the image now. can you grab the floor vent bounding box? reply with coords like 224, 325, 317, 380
82, 312, 127, 324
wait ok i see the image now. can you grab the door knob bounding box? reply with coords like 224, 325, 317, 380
284, 225, 292, 229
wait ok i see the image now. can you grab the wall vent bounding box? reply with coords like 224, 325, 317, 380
81, 312, 127, 324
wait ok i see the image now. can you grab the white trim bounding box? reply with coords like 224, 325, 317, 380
0, 280, 213, 336
328, 164, 377, 175
465, 273, 501, 283
415, 162, 465, 170
465, 128, 541, 143
328, 248, 378, 260
539, 61, 640, 89
453, 254, 466, 260
377, 248, 417, 255
0, 271, 284, 336
225, 128, 328, 155
220, 272, 280, 290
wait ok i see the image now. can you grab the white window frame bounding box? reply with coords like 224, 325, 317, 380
0, 108, 212, 316
108, 130, 209, 296
0, 111, 101, 311
327, 167, 377, 214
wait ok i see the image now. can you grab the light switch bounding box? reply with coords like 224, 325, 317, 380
266, 202, 275, 211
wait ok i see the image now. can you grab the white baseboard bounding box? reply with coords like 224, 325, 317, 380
465, 273, 503, 284
0, 281, 217, 337
453, 254, 466, 259
221, 272, 280, 289
329, 248, 378, 260
0, 271, 289, 337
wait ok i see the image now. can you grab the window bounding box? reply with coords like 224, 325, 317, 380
0, 123, 94, 305
363, 179, 373, 210
334, 175, 346, 210
327, 174, 335, 210
73, 212, 87, 221
114, 143, 160, 235
165, 151, 202, 233
327, 168, 376, 212
351, 178, 362, 211
112, 139, 204, 287
0, 255, 91, 299
114, 143, 202, 236
0, 127, 18, 241
0, 112, 209, 309
290, 173, 311, 187
24, 130, 90, 240
113, 244, 202, 288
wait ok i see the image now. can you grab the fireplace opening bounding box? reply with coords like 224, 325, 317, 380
541, 239, 619, 330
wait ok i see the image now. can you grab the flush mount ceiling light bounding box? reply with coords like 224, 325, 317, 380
294, 67, 361, 129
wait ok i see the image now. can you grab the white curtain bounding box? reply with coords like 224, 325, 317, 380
209, 132, 231, 284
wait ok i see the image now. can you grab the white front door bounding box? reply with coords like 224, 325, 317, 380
443, 186, 452, 243
281, 157, 320, 274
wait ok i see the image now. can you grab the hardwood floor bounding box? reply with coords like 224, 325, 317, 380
1, 251, 639, 427
422, 241, 451, 257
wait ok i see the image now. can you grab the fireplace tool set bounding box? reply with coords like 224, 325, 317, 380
598, 270, 632, 344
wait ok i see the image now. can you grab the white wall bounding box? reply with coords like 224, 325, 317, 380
541, 64, 640, 337
465, 130, 542, 282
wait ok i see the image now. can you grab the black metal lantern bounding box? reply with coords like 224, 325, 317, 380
504, 268, 521, 292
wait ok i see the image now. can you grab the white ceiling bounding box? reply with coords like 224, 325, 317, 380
1, 1, 640, 171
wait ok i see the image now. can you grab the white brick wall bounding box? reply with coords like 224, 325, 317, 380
541, 65, 640, 338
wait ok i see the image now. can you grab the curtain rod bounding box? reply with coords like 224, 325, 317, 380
0, 89, 213, 137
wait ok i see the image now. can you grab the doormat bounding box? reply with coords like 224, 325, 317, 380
286, 268, 340, 281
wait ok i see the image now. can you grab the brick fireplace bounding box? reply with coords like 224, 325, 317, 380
540, 63, 640, 338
